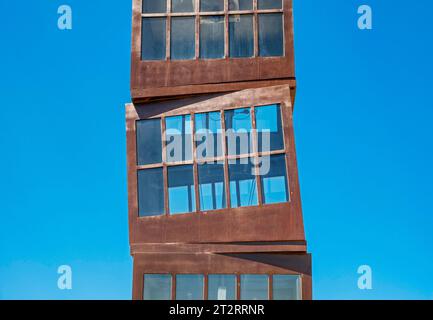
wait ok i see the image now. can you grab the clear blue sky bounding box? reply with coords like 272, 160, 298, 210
1, 0, 432, 300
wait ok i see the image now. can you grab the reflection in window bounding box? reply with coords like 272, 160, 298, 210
143, 0, 167, 13
136, 119, 162, 165
141, 18, 166, 60
225, 108, 252, 156
200, 16, 225, 59
172, 0, 195, 12
228, 158, 258, 208
166, 115, 193, 162
255, 104, 284, 152
200, 0, 224, 12
229, 0, 253, 10
258, 13, 284, 57
138, 168, 165, 216
259, 154, 289, 204
168, 165, 196, 214
229, 15, 254, 58
258, 0, 282, 10
240, 275, 269, 300
171, 17, 195, 60
273, 275, 301, 300
195, 112, 222, 159
176, 275, 204, 300
143, 274, 172, 300
208, 275, 237, 300
198, 162, 226, 211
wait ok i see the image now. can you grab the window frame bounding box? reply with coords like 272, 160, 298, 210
140, 0, 285, 61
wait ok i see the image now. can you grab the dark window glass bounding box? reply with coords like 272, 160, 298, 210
168, 165, 196, 214
176, 275, 204, 300
258, 13, 284, 57
166, 115, 193, 162
200, 16, 225, 59
258, 0, 282, 9
208, 275, 237, 300
225, 108, 252, 156
138, 168, 165, 216
195, 112, 222, 159
259, 154, 289, 204
172, 0, 195, 12
240, 275, 269, 300
229, 15, 254, 58
141, 18, 166, 60
143, 0, 167, 13
144, 274, 172, 300
228, 158, 258, 208
229, 0, 253, 10
255, 104, 284, 152
198, 162, 226, 211
136, 119, 162, 165
273, 275, 301, 300
200, 0, 224, 12
171, 17, 195, 60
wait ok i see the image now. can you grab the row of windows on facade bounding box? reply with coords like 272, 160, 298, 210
142, 1, 284, 60
136, 105, 289, 216
144, 274, 301, 300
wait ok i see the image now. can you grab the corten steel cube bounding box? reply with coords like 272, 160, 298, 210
126, 0, 312, 300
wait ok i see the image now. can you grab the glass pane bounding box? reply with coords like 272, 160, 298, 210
229, 158, 258, 208
176, 275, 204, 300
168, 165, 196, 214
229, 15, 254, 58
225, 108, 252, 156
143, 0, 167, 13
144, 274, 172, 300
141, 18, 166, 60
200, 16, 225, 59
166, 115, 193, 162
171, 17, 195, 60
259, 13, 284, 57
273, 275, 301, 300
136, 119, 162, 165
138, 168, 165, 217
198, 162, 226, 211
195, 112, 222, 159
259, 154, 289, 204
255, 104, 284, 152
229, 0, 253, 10
258, 0, 282, 9
172, 0, 195, 12
208, 275, 237, 300
240, 275, 269, 300
200, 0, 224, 12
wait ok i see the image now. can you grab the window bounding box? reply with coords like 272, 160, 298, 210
225, 108, 252, 156
136, 119, 162, 165
229, 15, 254, 58
168, 165, 196, 214
176, 275, 204, 300
273, 275, 301, 300
140, 0, 285, 60
141, 17, 166, 60
258, 13, 284, 57
259, 154, 289, 204
143, 274, 172, 300
229, 158, 258, 208
200, 16, 225, 59
171, 17, 195, 60
208, 275, 237, 300
240, 275, 269, 300
198, 162, 226, 211
255, 104, 284, 152
138, 168, 165, 217
195, 112, 223, 159
166, 115, 193, 162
